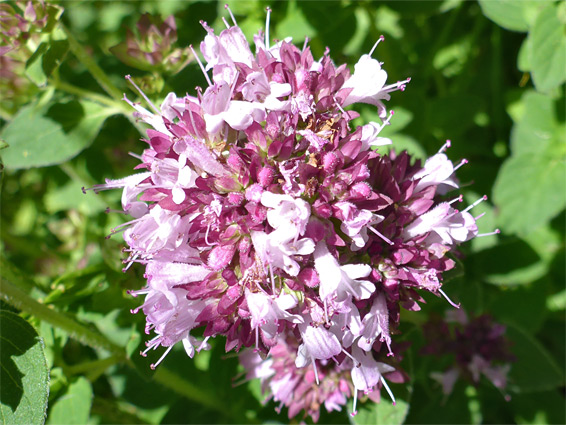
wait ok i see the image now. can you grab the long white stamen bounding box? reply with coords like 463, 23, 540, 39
368, 35, 385, 56
439, 288, 460, 308
265, 7, 272, 49
189, 45, 212, 86
221, 16, 230, 29
477, 229, 501, 237
311, 356, 320, 385
463, 195, 487, 213
150, 346, 173, 370
351, 389, 359, 417
453, 158, 468, 173
438, 139, 451, 153
368, 225, 394, 245
224, 4, 238, 26
125, 75, 160, 114
381, 376, 396, 405
341, 348, 357, 364
449, 195, 463, 205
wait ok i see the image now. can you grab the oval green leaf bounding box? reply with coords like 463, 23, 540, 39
478, 0, 540, 32
0, 99, 116, 170
46, 377, 93, 425
529, 3, 566, 92
0, 310, 49, 425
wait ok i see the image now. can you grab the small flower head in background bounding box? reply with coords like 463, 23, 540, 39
88, 5, 498, 421
421, 309, 515, 399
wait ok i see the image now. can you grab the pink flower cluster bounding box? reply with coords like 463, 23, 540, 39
91, 7, 495, 421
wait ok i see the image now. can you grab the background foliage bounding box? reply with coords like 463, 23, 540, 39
1, 1, 564, 424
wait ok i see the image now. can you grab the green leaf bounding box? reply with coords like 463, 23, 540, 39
528, 3, 566, 92
510, 91, 557, 156
478, 0, 541, 32
493, 150, 565, 235
0, 310, 49, 425
25, 39, 69, 87
506, 323, 564, 393
494, 91, 566, 235
47, 377, 93, 425
0, 99, 117, 170
349, 396, 410, 425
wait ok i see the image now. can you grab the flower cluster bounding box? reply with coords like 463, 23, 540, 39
109, 13, 193, 75
91, 7, 495, 421
421, 309, 515, 398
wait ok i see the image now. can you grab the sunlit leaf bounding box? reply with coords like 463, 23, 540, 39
0, 310, 49, 425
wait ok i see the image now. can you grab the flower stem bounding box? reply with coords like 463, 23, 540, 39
61, 23, 122, 102
0, 275, 125, 356
0, 259, 228, 413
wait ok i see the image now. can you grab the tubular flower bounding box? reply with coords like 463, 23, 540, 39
89, 7, 496, 421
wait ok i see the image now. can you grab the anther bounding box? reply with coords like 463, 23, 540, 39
369, 35, 385, 56
224, 4, 238, 26
438, 139, 451, 153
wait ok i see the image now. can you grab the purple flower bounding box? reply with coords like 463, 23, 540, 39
88, 6, 497, 420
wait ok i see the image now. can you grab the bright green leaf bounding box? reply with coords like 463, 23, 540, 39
47, 377, 93, 425
349, 396, 410, 425
1, 99, 117, 170
529, 3, 566, 92
510, 91, 557, 156
0, 310, 49, 425
506, 324, 564, 393
478, 0, 541, 32
493, 152, 565, 235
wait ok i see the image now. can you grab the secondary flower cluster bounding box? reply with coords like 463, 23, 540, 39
422, 309, 515, 398
91, 8, 493, 421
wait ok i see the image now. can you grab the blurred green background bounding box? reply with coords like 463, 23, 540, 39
1, 1, 564, 424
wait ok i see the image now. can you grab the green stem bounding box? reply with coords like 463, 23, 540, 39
0, 276, 125, 356
61, 24, 122, 102
52, 80, 147, 136
0, 261, 226, 412
153, 366, 225, 413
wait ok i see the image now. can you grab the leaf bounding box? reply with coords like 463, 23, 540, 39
509, 91, 557, 156
0, 99, 117, 170
25, 39, 69, 87
493, 150, 565, 235
349, 396, 410, 425
494, 91, 566, 235
478, 0, 541, 32
506, 323, 564, 393
47, 377, 93, 425
0, 310, 49, 425
528, 3, 566, 92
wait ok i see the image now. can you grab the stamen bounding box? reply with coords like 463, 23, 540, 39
265, 7, 272, 49
463, 195, 487, 213
369, 35, 385, 56
438, 139, 451, 153
368, 225, 394, 245
125, 75, 160, 114
269, 263, 276, 295
224, 4, 238, 26
477, 229, 500, 237
341, 348, 357, 364
150, 345, 173, 369
189, 45, 212, 86
324, 298, 330, 325
302, 37, 309, 51
439, 288, 460, 308
351, 389, 358, 417
221, 16, 230, 29
453, 158, 468, 172
380, 376, 396, 405
448, 195, 463, 205
311, 356, 320, 385
128, 151, 143, 160
474, 212, 486, 220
